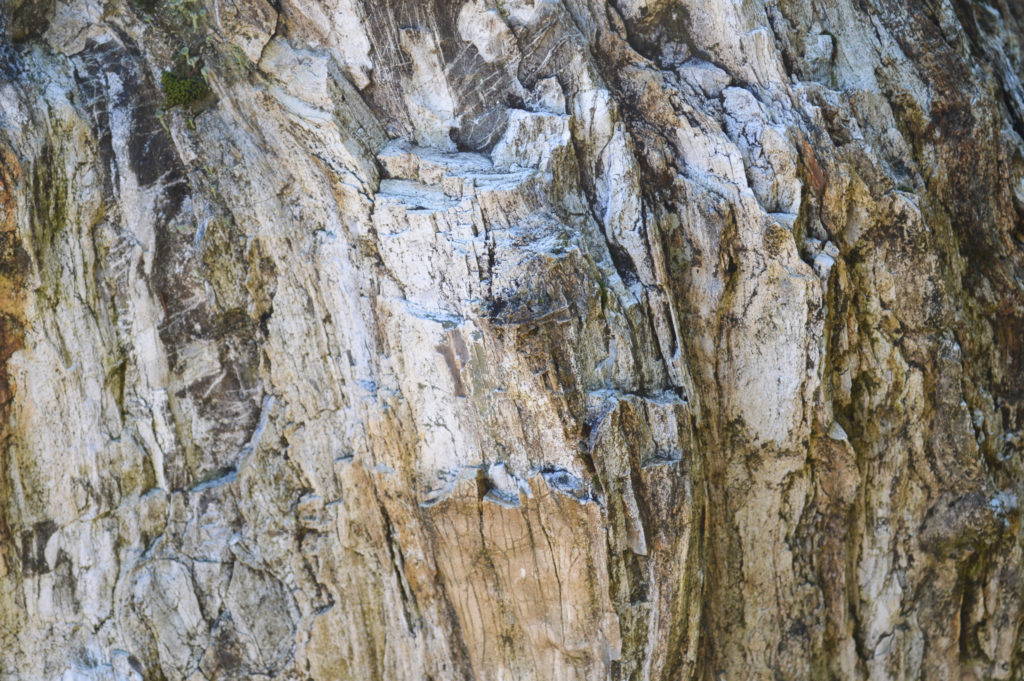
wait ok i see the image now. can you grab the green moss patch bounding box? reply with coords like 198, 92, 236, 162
160, 67, 210, 108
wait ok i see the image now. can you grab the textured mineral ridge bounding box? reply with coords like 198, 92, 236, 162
1, 0, 1024, 679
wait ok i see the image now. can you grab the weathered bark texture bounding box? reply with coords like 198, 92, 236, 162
1, 0, 1024, 678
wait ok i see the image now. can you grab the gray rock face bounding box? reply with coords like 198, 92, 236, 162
1, 0, 1023, 679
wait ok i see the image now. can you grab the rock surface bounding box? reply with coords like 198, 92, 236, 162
1, 0, 1024, 679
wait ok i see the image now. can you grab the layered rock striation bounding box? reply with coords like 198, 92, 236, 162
1, 0, 1024, 679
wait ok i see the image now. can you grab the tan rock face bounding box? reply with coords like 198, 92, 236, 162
0, 0, 1023, 679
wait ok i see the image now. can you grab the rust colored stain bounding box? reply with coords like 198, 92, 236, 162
0, 144, 27, 578
798, 135, 827, 198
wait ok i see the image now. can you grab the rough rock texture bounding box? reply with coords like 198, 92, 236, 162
1, 0, 1024, 679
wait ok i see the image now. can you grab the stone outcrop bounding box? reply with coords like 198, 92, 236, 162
1, 0, 1023, 679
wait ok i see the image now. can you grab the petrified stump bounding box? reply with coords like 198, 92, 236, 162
1, 0, 1023, 679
